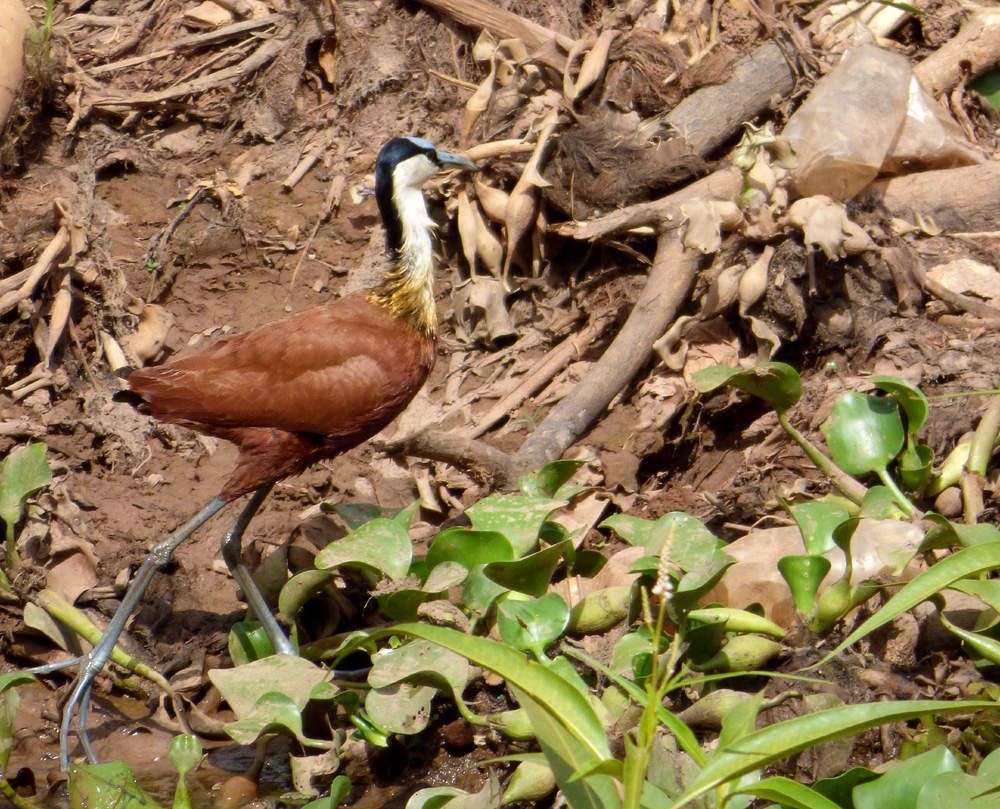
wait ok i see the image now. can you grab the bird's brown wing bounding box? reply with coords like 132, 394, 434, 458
128, 292, 435, 437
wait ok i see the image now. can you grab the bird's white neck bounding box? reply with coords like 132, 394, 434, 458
368, 183, 438, 335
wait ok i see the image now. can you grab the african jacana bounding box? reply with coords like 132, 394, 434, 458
58, 137, 477, 768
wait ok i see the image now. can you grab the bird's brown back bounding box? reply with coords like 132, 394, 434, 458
128, 290, 436, 499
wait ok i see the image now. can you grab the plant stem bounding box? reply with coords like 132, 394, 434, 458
777, 412, 868, 503
967, 394, 1000, 476
875, 469, 916, 517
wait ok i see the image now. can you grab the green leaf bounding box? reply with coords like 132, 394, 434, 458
168, 734, 202, 809
691, 362, 802, 413
600, 514, 655, 548
778, 555, 832, 618
821, 392, 904, 476
731, 775, 844, 809
484, 540, 571, 597
871, 376, 929, 434
228, 621, 275, 665
935, 601, 1000, 666
425, 528, 514, 571
0, 672, 37, 693
301, 774, 351, 809
970, 68, 1000, 113
519, 460, 586, 498
404, 786, 466, 809
367, 638, 469, 692
497, 593, 571, 657
389, 624, 612, 766
68, 761, 163, 809
278, 569, 334, 620
225, 691, 333, 748
467, 495, 567, 556
854, 745, 960, 809
859, 486, 905, 519
815, 541, 1000, 667
315, 503, 416, 581
0, 443, 52, 529
916, 747, 1000, 809
365, 681, 437, 735
811, 766, 879, 808
209, 654, 332, 717
787, 500, 851, 555
510, 685, 621, 809
922, 513, 1000, 549
667, 700, 996, 809
899, 443, 933, 491
0, 687, 18, 773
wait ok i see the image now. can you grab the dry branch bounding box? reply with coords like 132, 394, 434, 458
662, 40, 797, 158
88, 19, 291, 109
515, 234, 701, 471
460, 311, 616, 439
88, 13, 286, 76
554, 167, 744, 241
415, 0, 575, 51
400, 234, 704, 482
914, 5, 1000, 97
868, 161, 1000, 233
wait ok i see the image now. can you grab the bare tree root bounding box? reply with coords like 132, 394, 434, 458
402, 233, 704, 486
555, 167, 743, 241
414, 0, 575, 51
515, 233, 701, 472
869, 161, 1000, 234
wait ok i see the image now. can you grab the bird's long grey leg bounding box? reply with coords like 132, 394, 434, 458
219, 484, 295, 656
60, 496, 229, 770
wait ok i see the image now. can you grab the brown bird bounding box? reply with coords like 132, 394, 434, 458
58, 137, 477, 767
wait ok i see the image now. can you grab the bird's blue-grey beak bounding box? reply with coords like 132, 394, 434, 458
436, 150, 478, 171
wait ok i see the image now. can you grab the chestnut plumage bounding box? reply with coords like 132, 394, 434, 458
127, 289, 437, 500
52, 137, 477, 769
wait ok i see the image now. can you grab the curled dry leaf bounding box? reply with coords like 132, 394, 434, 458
564, 29, 619, 105
100, 330, 130, 372
502, 112, 559, 285
460, 56, 497, 147
701, 263, 745, 318
787, 195, 875, 261
474, 205, 504, 277
123, 303, 175, 364
463, 275, 515, 347
473, 177, 510, 224
456, 189, 479, 273
738, 245, 774, 314
681, 199, 743, 254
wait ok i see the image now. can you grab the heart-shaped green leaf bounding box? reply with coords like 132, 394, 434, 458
0, 442, 52, 529
467, 495, 567, 556
691, 362, 802, 413
484, 540, 571, 596
68, 761, 162, 809
787, 500, 851, 555
209, 653, 331, 717
497, 593, 571, 657
821, 392, 904, 476
315, 503, 416, 581
425, 528, 514, 571
871, 376, 929, 434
